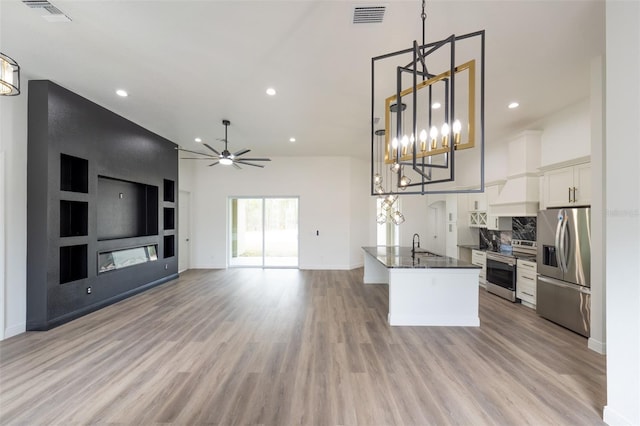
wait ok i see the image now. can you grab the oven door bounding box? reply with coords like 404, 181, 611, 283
486, 255, 517, 301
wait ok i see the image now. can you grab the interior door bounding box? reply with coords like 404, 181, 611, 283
178, 190, 190, 272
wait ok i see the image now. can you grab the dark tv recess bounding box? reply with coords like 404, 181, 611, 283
60, 154, 88, 193
97, 176, 158, 240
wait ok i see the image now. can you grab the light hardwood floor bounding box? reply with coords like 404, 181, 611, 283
0, 268, 606, 425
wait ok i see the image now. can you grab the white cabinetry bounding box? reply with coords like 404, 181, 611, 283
446, 194, 478, 260
516, 259, 537, 308
471, 250, 487, 287
467, 192, 487, 227
543, 163, 591, 208
485, 184, 511, 230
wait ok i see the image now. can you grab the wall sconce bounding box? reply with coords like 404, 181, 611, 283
0, 53, 20, 96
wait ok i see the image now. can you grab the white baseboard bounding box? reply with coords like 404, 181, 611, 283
604, 405, 635, 425
299, 264, 352, 270
588, 337, 606, 354
388, 313, 480, 327
3, 322, 26, 340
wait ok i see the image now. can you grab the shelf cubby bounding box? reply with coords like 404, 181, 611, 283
163, 179, 175, 203
60, 244, 88, 284
164, 235, 175, 258
60, 200, 88, 237
164, 207, 175, 230
60, 154, 88, 193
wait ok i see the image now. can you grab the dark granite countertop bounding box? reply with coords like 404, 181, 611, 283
362, 246, 481, 269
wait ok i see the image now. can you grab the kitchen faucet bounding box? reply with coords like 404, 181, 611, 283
412, 233, 421, 255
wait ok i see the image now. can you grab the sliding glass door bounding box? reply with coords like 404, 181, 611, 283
229, 197, 298, 268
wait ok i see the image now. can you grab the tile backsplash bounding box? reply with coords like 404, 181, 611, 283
479, 217, 537, 252
512, 217, 537, 241
479, 228, 512, 252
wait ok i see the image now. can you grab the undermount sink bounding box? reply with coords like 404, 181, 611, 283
412, 249, 440, 257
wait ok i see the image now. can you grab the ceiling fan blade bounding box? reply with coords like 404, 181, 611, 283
207, 161, 220, 167
235, 161, 265, 168
232, 162, 242, 169
176, 147, 216, 157
237, 158, 271, 162
180, 157, 219, 160
233, 148, 250, 157
203, 143, 221, 155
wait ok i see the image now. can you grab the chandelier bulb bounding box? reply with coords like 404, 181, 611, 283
419, 129, 427, 142
452, 119, 462, 134
391, 137, 398, 149
401, 135, 409, 147
441, 122, 450, 136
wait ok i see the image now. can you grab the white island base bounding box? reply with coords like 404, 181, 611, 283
364, 248, 480, 327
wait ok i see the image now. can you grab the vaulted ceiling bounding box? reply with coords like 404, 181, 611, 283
1, 0, 604, 159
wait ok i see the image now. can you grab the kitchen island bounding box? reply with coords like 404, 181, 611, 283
362, 246, 481, 327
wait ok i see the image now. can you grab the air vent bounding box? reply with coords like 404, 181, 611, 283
353, 5, 386, 24
22, 0, 71, 22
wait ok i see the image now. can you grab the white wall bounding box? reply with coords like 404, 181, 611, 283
539, 99, 591, 168
348, 157, 373, 267
187, 156, 370, 270
0, 75, 28, 340
603, 1, 640, 424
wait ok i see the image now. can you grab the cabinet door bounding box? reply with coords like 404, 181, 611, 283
574, 163, 591, 206
486, 215, 511, 231
446, 223, 458, 258
446, 194, 458, 222
467, 193, 487, 212
544, 167, 575, 208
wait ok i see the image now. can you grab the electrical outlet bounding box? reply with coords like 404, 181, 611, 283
165, 264, 168, 270
86, 287, 91, 294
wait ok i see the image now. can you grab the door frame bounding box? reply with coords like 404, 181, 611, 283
178, 190, 191, 272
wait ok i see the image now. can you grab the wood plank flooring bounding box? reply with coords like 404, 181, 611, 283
0, 268, 606, 425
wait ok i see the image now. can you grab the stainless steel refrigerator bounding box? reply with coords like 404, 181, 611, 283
536, 207, 591, 337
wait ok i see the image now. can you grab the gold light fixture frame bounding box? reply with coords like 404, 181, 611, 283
384, 59, 475, 163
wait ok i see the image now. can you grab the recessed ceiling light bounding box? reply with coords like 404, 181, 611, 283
116, 89, 128, 97
431, 102, 441, 109
266, 87, 276, 96
508, 102, 519, 109
289, 137, 296, 143
195, 137, 202, 143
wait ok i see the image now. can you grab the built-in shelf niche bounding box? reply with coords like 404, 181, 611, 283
60, 244, 88, 284
98, 244, 158, 274
163, 179, 175, 203
60, 154, 88, 193
164, 207, 175, 230
60, 200, 88, 237
97, 176, 158, 240
164, 235, 175, 258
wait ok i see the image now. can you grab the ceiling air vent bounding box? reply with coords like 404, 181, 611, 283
22, 0, 71, 22
353, 5, 386, 24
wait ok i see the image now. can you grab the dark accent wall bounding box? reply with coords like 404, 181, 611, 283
27, 80, 178, 330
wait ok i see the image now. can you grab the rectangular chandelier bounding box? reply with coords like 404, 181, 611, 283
370, 30, 485, 196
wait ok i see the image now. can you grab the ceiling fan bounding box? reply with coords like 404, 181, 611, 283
177, 119, 271, 168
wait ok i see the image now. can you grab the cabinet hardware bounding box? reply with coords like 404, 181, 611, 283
521, 263, 535, 269
522, 275, 534, 281
572, 187, 577, 203
522, 292, 534, 297
568, 187, 571, 203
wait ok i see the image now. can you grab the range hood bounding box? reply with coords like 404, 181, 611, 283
490, 131, 541, 217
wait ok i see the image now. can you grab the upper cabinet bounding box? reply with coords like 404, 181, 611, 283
543, 162, 591, 208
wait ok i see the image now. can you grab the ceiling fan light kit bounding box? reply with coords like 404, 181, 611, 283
178, 119, 271, 169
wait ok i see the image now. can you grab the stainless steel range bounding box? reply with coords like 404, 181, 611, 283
486, 239, 536, 302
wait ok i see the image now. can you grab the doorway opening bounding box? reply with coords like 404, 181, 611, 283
229, 197, 299, 268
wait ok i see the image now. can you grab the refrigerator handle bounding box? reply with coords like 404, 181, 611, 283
559, 212, 569, 272
554, 213, 563, 270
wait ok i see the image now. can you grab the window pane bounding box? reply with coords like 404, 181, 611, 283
230, 198, 263, 266
264, 198, 298, 267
